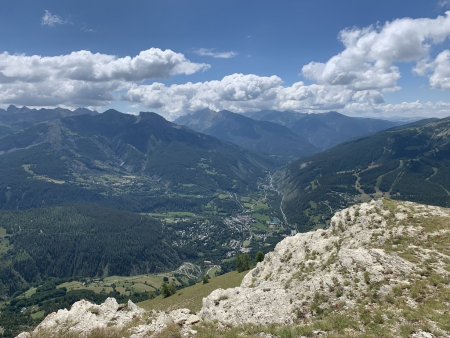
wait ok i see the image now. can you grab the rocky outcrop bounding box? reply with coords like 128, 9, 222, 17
200, 199, 450, 336
17, 298, 142, 337
17, 298, 200, 338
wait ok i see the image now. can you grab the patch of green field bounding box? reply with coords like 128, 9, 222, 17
253, 201, 270, 212
166, 212, 196, 218
139, 271, 246, 313
252, 213, 270, 224
205, 266, 221, 278
0, 227, 6, 237
58, 274, 171, 296
30, 310, 45, 321
253, 222, 269, 232
21, 287, 37, 299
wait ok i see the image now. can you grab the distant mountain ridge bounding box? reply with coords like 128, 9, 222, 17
175, 109, 318, 163
245, 110, 399, 150
0, 105, 97, 132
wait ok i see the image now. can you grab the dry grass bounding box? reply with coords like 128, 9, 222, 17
139, 271, 246, 313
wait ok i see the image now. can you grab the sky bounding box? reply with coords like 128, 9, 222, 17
1, 0, 450, 120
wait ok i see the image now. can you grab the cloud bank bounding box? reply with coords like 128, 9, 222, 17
0, 49, 209, 107
126, 74, 386, 120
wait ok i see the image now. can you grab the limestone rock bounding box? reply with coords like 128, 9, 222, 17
130, 308, 200, 338
200, 199, 450, 330
23, 298, 144, 337
411, 331, 434, 338
15, 333, 31, 338
201, 286, 294, 325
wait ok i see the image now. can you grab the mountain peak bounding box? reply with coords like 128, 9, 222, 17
138, 111, 170, 124
6, 105, 29, 113
323, 111, 343, 117
102, 108, 123, 116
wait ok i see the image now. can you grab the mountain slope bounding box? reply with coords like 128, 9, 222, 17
246, 110, 399, 150
278, 117, 450, 230
0, 109, 270, 211
176, 109, 318, 163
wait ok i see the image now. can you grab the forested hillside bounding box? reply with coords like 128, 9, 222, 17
0, 110, 270, 212
0, 205, 184, 298
278, 117, 450, 231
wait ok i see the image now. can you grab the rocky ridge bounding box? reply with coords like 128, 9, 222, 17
17, 297, 200, 338
17, 199, 450, 337
201, 199, 450, 336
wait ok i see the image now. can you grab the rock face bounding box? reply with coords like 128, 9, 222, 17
200, 199, 450, 336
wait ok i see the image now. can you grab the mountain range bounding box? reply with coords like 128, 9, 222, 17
245, 110, 399, 150
175, 109, 318, 163
177, 109, 398, 164
0, 105, 97, 135
0, 109, 269, 211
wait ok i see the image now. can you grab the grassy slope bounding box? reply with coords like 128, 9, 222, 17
139, 271, 246, 313
58, 274, 175, 296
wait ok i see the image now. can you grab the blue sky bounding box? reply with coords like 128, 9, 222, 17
1, 0, 450, 119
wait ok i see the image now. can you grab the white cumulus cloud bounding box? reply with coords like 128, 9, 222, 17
0, 49, 209, 107
126, 74, 282, 119
302, 11, 450, 91
415, 50, 450, 89
125, 73, 388, 120
125, 71, 450, 120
